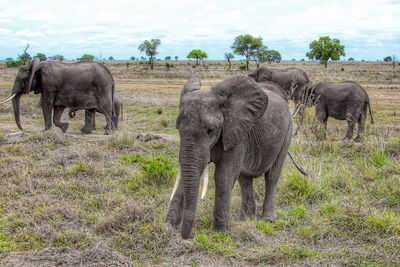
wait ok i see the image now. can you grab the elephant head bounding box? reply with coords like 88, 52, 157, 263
248, 67, 272, 82
1, 57, 42, 131
175, 75, 268, 238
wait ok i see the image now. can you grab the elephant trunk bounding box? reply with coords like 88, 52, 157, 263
180, 145, 205, 239
12, 93, 23, 131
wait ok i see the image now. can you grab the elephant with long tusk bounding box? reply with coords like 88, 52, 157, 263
3, 57, 116, 134
166, 75, 300, 239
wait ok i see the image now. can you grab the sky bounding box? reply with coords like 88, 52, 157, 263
0, 0, 399, 61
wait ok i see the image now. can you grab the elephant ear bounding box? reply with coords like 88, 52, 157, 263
248, 70, 258, 81
212, 76, 268, 151
181, 75, 201, 99
26, 57, 41, 94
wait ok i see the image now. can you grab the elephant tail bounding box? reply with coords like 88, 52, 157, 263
367, 101, 374, 124
120, 101, 124, 121
288, 152, 307, 176
111, 78, 117, 127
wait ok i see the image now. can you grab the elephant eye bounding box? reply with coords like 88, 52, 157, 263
207, 128, 214, 135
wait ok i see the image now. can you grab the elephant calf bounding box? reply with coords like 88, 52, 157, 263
308, 81, 374, 142
69, 93, 123, 133
166, 75, 294, 239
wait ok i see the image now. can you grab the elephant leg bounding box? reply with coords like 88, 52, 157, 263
41, 100, 53, 131
166, 180, 184, 228
213, 146, 244, 234
238, 175, 256, 220
53, 106, 68, 132
97, 97, 115, 135
322, 118, 328, 140
80, 109, 95, 134
92, 111, 96, 130
355, 105, 367, 143
314, 102, 328, 140
262, 128, 292, 222
113, 101, 120, 129
344, 114, 356, 140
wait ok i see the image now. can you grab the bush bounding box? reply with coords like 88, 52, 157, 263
121, 154, 177, 187
165, 62, 173, 70
5, 59, 24, 68
239, 63, 246, 70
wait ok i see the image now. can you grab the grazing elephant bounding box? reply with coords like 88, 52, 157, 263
166, 75, 296, 239
1, 58, 116, 134
248, 66, 311, 105
68, 93, 123, 132
306, 81, 374, 142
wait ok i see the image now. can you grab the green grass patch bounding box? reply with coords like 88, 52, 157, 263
122, 153, 177, 187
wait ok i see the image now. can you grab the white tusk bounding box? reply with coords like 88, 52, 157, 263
200, 164, 209, 200
170, 167, 182, 201
0, 94, 16, 104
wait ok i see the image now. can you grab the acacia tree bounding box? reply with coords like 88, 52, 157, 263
52, 55, 65, 61
138, 39, 161, 70
231, 34, 263, 70
224, 52, 234, 68
35, 53, 47, 61
80, 54, 95, 61
252, 45, 268, 68
306, 36, 345, 68
175, 56, 178, 61
165, 56, 172, 61
18, 44, 31, 65
265, 50, 282, 63
384, 56, 392, 62
187, 49, 207, 66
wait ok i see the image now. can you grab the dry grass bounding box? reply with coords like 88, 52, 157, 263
0, 61, 399, 266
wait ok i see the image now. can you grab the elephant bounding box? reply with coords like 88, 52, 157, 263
166, 75, 299, 239
305, 81, 374, 142
1, 58, 116, 134
68, 93, 123, 133
248, 66, 311, 104
248, 66, 312, 133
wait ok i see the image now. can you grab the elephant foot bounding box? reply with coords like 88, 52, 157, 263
165, 214, 182, 229
213, 223, 230, 235
354, 137, 364, 143
61, 123, 69, 133
261, 210, 277, 222
239, 209, 256, 221
80, 125, 92, 134
343, 137, 353, 142
104, 126, 115, 135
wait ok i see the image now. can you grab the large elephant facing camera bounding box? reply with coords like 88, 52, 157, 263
1, 58, 116, 134
166, 75, 295, 239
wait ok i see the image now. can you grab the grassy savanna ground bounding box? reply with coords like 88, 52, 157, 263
0, 61, 399, 266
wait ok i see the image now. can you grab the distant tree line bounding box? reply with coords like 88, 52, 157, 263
6, 38, 395, 70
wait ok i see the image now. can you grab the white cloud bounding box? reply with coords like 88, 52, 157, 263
0, 0, 399, 60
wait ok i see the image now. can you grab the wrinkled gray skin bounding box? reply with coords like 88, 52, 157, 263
166, 76, 293, 239
307, 81, 374, 142
10, 58, 116, 134
69, 93, 122, 132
